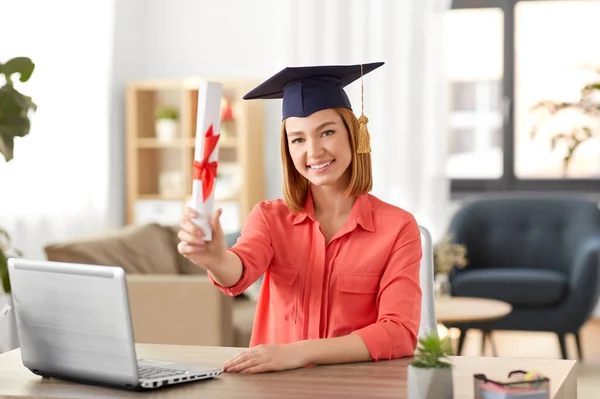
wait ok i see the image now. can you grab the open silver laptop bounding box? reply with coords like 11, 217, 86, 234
7, 258, 223, 390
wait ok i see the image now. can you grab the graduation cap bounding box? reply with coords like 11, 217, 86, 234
243, 62, 384, 153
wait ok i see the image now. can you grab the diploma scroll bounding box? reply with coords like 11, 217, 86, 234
191, 81, 223, 241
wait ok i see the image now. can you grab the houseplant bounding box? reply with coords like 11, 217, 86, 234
529, 65, 600, 177
0, 56, 36, 353
0, 56, 36, 294
154, 105, 179, 143
433, 234, 468, 298
407, 332, 454, 399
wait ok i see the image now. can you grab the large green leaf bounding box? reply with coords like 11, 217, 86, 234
0, 130, 15, 161
0, 249, 9, 294
0, 71, 37, 162
0, 228, 15, 294
0, 114, 31, 137
1, 57, 35, 83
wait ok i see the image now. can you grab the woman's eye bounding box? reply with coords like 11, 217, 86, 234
291, 138, 304, 144
322, 130, 334, 137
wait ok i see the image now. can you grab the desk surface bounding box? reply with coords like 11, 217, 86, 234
0, 344, 576, 399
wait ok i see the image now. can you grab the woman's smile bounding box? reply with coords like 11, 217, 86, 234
307, 159, 335, 174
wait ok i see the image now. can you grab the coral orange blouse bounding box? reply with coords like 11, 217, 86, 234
209, 192, 422, 361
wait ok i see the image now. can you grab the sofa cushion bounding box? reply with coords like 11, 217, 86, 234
451, 268, 568, 307
44, 223, 180, 274
164, 225, 207, 275
233, 297, 256, 347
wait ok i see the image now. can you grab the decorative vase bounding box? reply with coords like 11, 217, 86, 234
434, 273, 452, 299
407, 365, 453, 399
155, 119, 177, 143
0, 294, 19, 354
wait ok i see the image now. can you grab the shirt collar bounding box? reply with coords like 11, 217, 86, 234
292, 190, 375, 233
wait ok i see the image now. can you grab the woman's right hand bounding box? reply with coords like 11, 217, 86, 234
177, 206, 227, 271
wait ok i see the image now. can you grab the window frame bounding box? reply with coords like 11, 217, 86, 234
450, 0, 600, 194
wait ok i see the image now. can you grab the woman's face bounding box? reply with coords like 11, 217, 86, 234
285, 109, 352, 189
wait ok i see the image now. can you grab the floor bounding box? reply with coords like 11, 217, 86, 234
451, 318, 600, 398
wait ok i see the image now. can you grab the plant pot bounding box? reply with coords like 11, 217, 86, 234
407, 365, 453, 399
155, 119, 177, 143
0, 294, 19, 354
434, 273, 452, 299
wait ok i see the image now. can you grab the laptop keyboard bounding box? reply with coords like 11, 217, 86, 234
138, 365, 186, 380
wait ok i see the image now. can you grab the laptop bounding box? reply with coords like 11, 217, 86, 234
7, 258, 223, 390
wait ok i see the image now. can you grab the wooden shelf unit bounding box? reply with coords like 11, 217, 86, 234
125, 79, 265, 233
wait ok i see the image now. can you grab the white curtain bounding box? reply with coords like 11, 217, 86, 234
277, 0, 452, 240
0, 0, 117, 260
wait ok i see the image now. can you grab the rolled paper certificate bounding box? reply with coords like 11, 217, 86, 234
191, 81, 222, 241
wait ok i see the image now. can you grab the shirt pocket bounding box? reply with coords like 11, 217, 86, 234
269, 264, 300, 324
332, 274, 380, 330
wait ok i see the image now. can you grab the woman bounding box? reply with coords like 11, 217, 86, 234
178, 62, 422, 374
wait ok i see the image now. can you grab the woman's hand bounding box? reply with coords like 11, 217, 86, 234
223, 343, 308, 374
177, 206, 226, 271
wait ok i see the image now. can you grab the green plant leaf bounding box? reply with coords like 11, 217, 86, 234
410, 332, 454, 369
0, 129, 15, 161
0, 228, 14, 293
1, 57, 35, 83
0, 247, 10, 294
0, 69, 37, 162
582, 83, 600, 95
1, 114, 31, 137
155, 106, 179, 120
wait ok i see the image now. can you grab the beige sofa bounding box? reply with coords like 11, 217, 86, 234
44, 223, 257, 348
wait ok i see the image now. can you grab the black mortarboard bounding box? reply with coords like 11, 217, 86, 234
243, 62, 384, 153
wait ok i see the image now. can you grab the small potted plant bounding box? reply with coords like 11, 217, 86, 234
154, 105, 179, 143
433, 234, 468, 298
407, 332, 454, 399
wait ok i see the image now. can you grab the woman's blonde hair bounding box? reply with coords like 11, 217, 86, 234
280, 108, 373, 213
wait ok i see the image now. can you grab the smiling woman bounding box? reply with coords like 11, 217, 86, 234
177, 62, 423, 374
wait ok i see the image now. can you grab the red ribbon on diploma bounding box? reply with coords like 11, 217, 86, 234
193, 124, 220, 202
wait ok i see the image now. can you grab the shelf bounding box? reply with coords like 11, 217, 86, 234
126, 78, 265, 229
135, 137, 237, 149
138, 194, 187, 201
183, 194, 240, 202
219, 138, 238, 148
216, 193, 240, 202
137, 138, 192, 148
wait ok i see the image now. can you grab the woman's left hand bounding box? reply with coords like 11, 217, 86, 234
223, 343, 308, 374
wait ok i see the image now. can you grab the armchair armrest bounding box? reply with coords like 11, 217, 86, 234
564, 236, 600, 327
570, 237, 600, 288
126, 275, 234, 347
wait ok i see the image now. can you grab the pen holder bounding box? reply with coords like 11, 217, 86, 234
474, 370, 550, 399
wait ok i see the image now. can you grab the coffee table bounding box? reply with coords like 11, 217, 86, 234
435, 296, 512, 356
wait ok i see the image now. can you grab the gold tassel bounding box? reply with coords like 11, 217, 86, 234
357, 114, 371, 153
356, 64, 371, 154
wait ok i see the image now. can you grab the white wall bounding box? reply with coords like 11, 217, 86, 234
142, 0, 285, 80
108, 0, 148, 227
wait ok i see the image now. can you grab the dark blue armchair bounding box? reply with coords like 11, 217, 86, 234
447, 196, 600, 359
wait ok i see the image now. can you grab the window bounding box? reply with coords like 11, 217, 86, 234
448, 80, 504, 178
444, 7, 504, 179
447, 0, 600, 193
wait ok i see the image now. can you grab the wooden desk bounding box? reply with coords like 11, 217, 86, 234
0, 344, 577, 398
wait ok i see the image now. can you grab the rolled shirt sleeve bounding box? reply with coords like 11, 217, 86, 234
352, 214, 423, 360
209, 204, 274, 296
